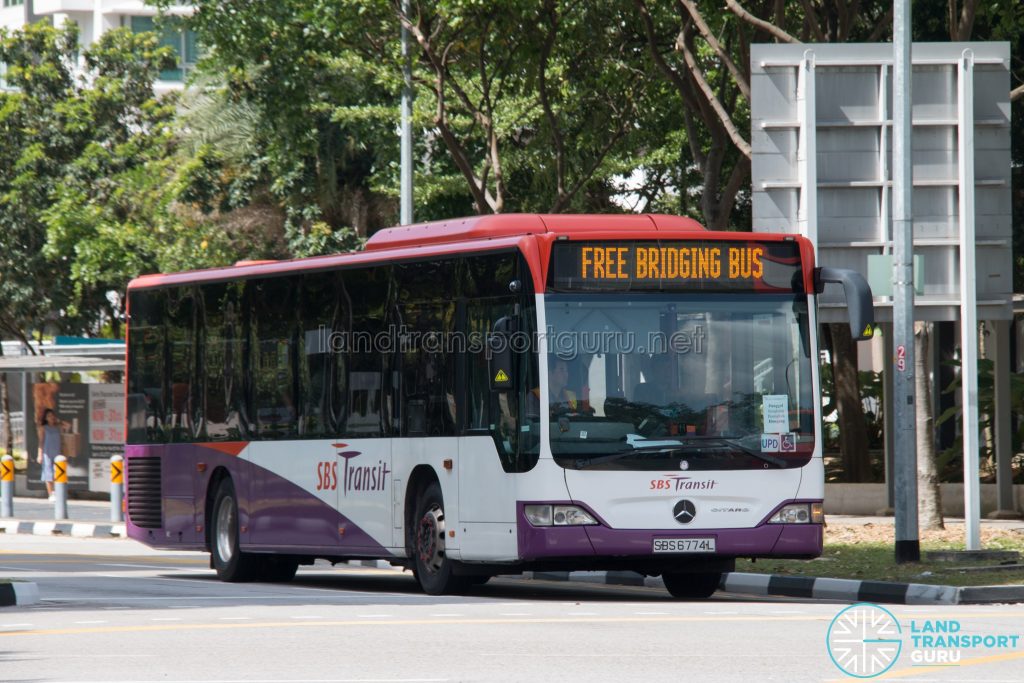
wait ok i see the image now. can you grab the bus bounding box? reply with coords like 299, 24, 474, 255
124, 213, 873, 598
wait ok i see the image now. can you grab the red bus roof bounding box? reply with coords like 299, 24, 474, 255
362, 213, 705, 251
127, 213, 816, 293
128, 214, 708, 290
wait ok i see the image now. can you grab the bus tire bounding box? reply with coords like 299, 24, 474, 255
662, 571, 721, 599
412, 481, 466, 595
211, 478, 259, 582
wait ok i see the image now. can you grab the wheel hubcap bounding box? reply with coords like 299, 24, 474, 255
215, 495, 235, 564
416, 504, 446, 575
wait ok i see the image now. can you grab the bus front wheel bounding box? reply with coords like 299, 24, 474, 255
211, 478, 259, 582
412, 481, 466, 595
662, 571, 721, 599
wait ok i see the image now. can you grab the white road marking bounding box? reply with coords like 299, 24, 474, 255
43, 680, 447, 683
290, 616, 325, 620
634, 611, 669, 616
357, 614, 393, 618
151, 617, 183, 621
429, 613, 463, 617
498, 613, 531, 616
100, 563, 189, 570
1, 623, 33, 628
219, 617, 252, 621
73, 620, 108, 625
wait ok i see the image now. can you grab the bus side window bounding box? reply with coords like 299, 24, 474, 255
201, 282, 247, 441
342, 266, 390, 438
395, 259, 457, 437
465, 294, 538, 473
252, 276, 299, 440
166, 287, 198, 442
298, 272, 348, 438
127, 288, 167, 444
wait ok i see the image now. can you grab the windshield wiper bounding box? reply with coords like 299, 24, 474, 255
674, 436, 787, 468
572, 437, 787, 469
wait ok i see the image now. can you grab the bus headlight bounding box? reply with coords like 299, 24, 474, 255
525, 505, 597, 526
769, 503, 823, 524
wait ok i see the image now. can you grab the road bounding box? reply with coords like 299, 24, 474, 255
2, 534, 1024, 682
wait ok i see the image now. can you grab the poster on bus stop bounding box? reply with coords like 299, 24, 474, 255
87, 384, 125, 493
25, 382, 124, 493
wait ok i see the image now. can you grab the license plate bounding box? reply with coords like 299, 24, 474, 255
652, 537, 716, 553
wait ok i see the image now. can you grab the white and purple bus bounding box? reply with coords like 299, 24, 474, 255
125, 213, 872, 597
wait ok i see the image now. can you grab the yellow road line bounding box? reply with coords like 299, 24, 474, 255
860, 648, 1024, 680
4, 609, 1024, 639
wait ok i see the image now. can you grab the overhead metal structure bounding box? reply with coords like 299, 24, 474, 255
750, 41, 1015, 549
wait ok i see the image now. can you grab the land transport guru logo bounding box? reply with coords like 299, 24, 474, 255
826, 602, 1022, 678
826, 603, 902, 678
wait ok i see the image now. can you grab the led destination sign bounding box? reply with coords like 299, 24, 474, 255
550, 240, 803, 292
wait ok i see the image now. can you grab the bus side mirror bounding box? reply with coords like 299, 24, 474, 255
814, 267, 875, 342
488, 315, 519, 391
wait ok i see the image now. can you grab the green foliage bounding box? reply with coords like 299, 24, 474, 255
935, 356, 1024, 483
163, 0, 396, 247
0, 21, 234, 338
819, 363, 885, 482
0, 21, 97, 338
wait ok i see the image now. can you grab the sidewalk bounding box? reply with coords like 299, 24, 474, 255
0, 495, 126, 538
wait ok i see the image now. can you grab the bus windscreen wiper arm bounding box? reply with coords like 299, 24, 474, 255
574, 439, 787, 469
678, 436, 787, 468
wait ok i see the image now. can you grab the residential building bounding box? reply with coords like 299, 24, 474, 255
1, 1, 195, 92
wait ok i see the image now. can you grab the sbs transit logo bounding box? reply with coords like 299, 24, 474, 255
826, 603, 902, 678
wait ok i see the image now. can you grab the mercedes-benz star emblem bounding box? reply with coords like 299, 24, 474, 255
673, 499, 696, 524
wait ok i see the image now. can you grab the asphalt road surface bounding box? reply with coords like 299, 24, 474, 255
2, 534, 1024, 682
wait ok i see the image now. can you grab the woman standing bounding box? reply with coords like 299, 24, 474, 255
37, 408, 64, 501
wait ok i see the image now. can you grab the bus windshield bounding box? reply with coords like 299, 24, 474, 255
543, 293, 814, 471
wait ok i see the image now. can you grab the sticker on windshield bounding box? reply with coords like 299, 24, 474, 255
762, 394, 789, 433
780, 433, 796, 452
761, 434, 780, 452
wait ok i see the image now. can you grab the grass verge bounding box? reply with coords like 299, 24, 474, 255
735, 521, 1024, 586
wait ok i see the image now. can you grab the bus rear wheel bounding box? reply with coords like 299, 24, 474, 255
412, 481, 467, 595
662, 571, 721, 599
211, 478, 260, 582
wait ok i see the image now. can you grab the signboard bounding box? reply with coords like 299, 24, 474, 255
549, 240, 803, 292
25, 382, 124, 493
750, 42, 1012, 322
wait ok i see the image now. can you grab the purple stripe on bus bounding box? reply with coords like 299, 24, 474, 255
250, 466, 391, 554
125, 446, 391, 557
515, 500, 822, 560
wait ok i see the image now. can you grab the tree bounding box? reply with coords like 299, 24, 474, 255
164, 0, 394, 248
0, 22, 82, 346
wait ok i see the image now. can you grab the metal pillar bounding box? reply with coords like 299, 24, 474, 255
1, 454, 13, 518
957, 51, 981, 550
891, 0, 919, 562
54, 455, 68, 521
399, 0, 414, 226
110, 454, 124, 523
